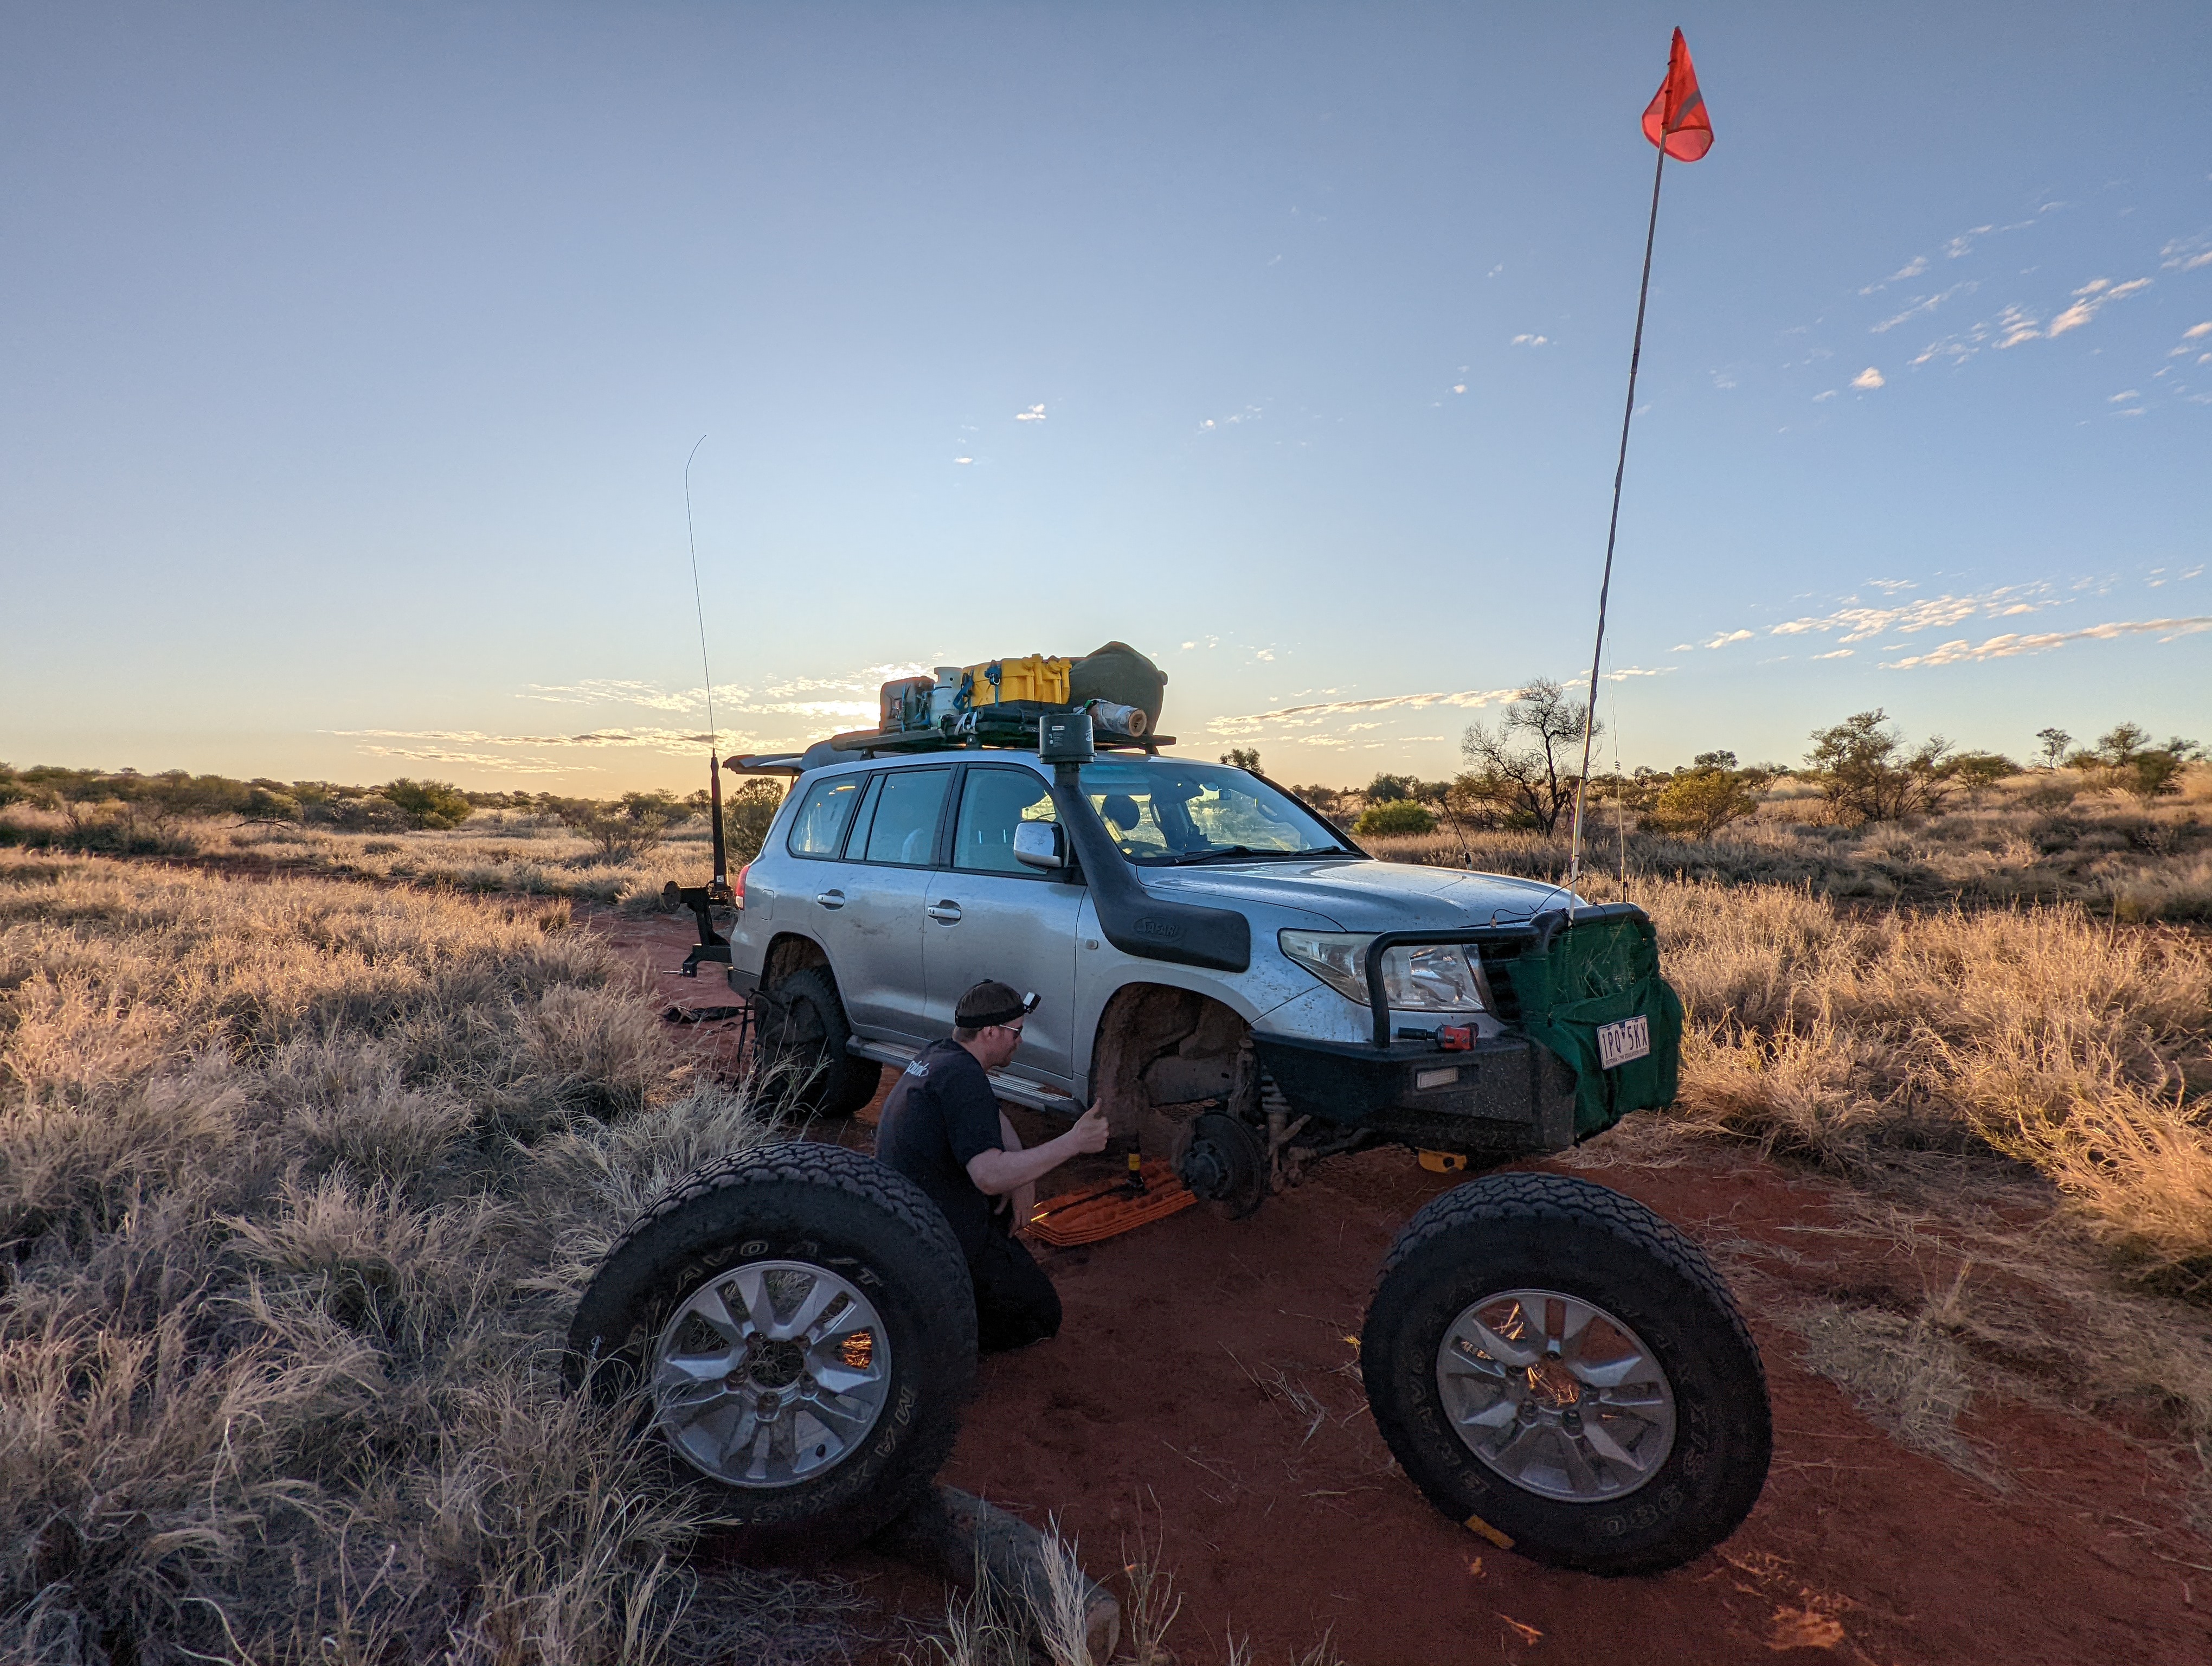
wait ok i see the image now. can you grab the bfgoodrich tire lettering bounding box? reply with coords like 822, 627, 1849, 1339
565, 1143, 976, 1555
1362, 1172, 1771, 1574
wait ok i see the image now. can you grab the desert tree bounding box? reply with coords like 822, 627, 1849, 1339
1219, 747, 1262, 771
2036, 727, 2072, 770
1804, 710, 1956, 824
1457, 678, 1599, 834
2084, 723, 2202, 803
721, 779, 788, 863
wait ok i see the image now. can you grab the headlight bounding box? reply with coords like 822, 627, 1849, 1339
1277, 932, 1485, 1013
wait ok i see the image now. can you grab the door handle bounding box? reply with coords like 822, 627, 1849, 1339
816, 889, 846, 910
926, 900, 963, 925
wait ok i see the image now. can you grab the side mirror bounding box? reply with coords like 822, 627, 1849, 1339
1012, 821, 1067, 872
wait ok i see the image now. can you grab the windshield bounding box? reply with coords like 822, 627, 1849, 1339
1078, 759, 1355, 866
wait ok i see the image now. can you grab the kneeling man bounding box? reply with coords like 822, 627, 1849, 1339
874, 979, 1109, 1351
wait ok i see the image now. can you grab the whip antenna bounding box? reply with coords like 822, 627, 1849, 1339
684, 433, 715, 746
1565, 29, 1715, 895
681, 434, 730, 895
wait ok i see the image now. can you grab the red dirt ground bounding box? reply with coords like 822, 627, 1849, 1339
599, 908, 2212, 1666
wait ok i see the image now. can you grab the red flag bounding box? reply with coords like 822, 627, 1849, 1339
1641, 28, 1713, 161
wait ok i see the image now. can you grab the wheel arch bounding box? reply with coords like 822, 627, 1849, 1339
762, 931, 832, 990
1087, 979, 1257, 1150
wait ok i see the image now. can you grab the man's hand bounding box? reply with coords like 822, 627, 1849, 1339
966, 1100, 1115, 1198
1066, 1101, 1110, 1156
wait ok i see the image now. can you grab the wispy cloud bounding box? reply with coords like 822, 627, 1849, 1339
338, 726, 735, 760
1860, 254, 1929, 294
1872, 282, 1974, 334
1867, 578, 1917, 593
1600, 666, 1676, 681
1704, 629, 1754, 649
1015, 404, 1046, 422
2049, 275, 2152, 336
1510, 333, 1549, 347
519, 680, 703, 713
1767, 583, 2059, 644
1811, 649, 1854, 661
351, 745, 576, 774
1883, 616, 2212, 669
1850, 366, 1886, 390
2160, 234, 2212, 273
1211, 687, 1522, 738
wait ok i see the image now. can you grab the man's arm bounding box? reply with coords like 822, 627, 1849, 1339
966, 1103, 1110, 1197
996, 1112, 1037, 1234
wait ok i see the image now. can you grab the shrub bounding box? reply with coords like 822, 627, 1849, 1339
1353, 799, 1437, 836
380, 778, 473, 830
1805, 709, 1956, 824
1645, 765, 1763, 840
540, 790, 684, 861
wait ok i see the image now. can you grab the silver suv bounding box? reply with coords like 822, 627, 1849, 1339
722, 744, 1673, 1206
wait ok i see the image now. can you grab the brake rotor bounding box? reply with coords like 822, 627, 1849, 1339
1175, 1111, 1268, 1218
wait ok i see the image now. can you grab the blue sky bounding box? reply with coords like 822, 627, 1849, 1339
4, 2, 2207, 792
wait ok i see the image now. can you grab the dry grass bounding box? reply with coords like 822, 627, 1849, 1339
1609, 881, 2212, 1297
0, 851, 855, 1665
1366, 762, 2212, 922
0, 804, 698, 910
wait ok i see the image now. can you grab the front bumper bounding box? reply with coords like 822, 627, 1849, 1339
1250, 1031, 1579, 1160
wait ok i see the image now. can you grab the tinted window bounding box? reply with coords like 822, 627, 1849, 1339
863, 768, 950, 866
954, 768, 1057, 874
786, 774, 866, 858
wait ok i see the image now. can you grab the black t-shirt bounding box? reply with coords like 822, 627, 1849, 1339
873, 1039, 1006, 1258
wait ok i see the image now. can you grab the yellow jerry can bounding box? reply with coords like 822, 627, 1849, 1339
963, 655, 1073, 707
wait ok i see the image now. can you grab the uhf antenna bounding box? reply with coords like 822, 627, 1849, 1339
683, 434, 730, 896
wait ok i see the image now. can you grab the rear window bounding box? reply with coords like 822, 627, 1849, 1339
860, 768, 950, 866
786, 775, 865, 858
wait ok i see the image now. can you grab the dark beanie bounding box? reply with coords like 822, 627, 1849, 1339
955, 980, 1036, 1029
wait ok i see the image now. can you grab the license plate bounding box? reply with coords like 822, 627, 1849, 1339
1597, 1015, 1651, 1069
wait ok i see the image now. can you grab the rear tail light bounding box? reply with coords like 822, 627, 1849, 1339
731, 863, 750, 909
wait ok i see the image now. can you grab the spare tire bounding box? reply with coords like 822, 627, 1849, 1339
567, 1143, 976, 1555
1361, 1172, 1770, 1575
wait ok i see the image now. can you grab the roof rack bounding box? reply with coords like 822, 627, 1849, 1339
729, 712, 1174, 776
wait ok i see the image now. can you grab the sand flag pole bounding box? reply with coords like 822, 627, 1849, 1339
1565, 29, 1714, 892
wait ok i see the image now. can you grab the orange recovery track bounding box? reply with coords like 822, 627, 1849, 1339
1026, 1159, 1196, 1247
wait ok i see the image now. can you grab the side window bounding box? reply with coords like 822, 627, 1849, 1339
840, 775, 885, 859
955, 768, 1057, 874
786, 775, 865, 858
862, 768, 950, 867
